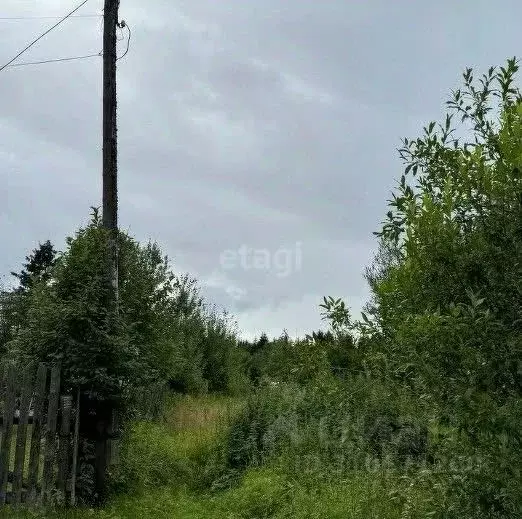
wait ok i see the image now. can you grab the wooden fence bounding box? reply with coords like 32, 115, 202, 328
0, 363, 80, 507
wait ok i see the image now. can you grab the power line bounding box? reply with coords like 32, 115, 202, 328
1, 19, 131, 69
0, 15, 101, 20
3, 52, 102, 69
0, 0, 93, 73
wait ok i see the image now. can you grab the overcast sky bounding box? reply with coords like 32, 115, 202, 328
1, 1, 521, 340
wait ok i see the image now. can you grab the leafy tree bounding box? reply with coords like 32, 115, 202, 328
239, 333, 270, 386
8, 215, 133, 398
371, 58, 522, 398
6, 209, 246, 399
317, 58, 522, 516
362, 58, 522, 515
252, 333, 270, 354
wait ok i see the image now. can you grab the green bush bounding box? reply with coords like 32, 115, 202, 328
243, 331, 364, 386
347, 58, 522, 518
224, 374, 433, 482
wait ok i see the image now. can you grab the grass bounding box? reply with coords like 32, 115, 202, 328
164, 393, 244, 458
3, 468, 429, 518
2, 393, 435, 519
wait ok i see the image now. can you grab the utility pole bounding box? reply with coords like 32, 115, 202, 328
102, 0, 119, 308
84, 0, 120, 505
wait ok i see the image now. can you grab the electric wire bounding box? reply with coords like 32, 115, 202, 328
0, 0, 93, 73
116, 22, 131, 61
1, 6, 131, 70
4, 52, 102, 68
0, 15, 101, 20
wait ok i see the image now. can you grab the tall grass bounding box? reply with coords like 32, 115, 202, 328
2, 467, 430, 519
2, 384, 506, 518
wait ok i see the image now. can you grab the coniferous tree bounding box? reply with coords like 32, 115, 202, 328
11, 240, 57, 292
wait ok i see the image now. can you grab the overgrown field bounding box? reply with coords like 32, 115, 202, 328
1, 391, 438, 519
8, 374, 520, 518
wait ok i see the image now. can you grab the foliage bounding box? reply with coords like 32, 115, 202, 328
0, 241, 58, 357
319, 58, 522, 517
241, 327, 368, 386
111, 394, 243, 494
10, 240, 58, 292
4, 209, 246, 401
6, 217, 131, 398
372, 57, 522, 416
1, 470, 425, 519
224, 376, 432, 478
319, 296, 352, 334
0, 287, 21, 356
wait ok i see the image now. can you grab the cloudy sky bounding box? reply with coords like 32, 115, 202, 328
1, 1, 521, 339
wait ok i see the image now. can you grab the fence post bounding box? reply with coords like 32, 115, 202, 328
12, 368, 33, 505
70, 389, 80, 507
26, 364, 48, 504
106, 406, 121, 468
94, 399, 114, 503
40, 365, 61, 504
57, 395, 73, 504
0, 364, 17, 504
78, 393, 114, 504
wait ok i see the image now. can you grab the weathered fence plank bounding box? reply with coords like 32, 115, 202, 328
70, 389, 80, 507
57, 395, 73, 499
26, 364, 47, 505
12, 369, 33, 505
0, 365, 17, 502
0, 363, 80, 508
107, 407, 121, 467
0, 364, 5, 414
0, 365, 4, 454
40, 366, 61, 503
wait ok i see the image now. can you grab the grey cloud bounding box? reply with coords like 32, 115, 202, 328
3, 1, 522, 337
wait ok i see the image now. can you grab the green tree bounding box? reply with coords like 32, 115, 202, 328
366, 58, 522, 516
319, 58, 522, 516
11, 240, 57, 292
372, 58, 522, 396
6, 209, 246, 399
0, 241, 58, 356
